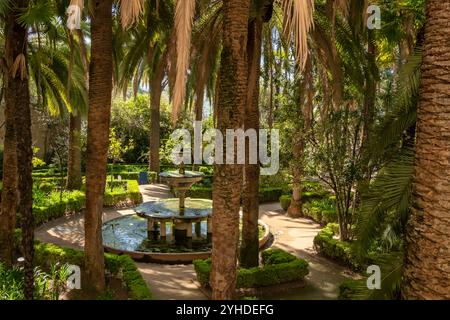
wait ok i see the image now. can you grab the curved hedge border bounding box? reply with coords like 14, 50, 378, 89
193, 249, 309, 289
33, 242, 152, 300
313, 223, 360, 271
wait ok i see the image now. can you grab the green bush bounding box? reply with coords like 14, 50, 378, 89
39, 181, 57, 194
261, 249, 297, 265
313, 224, 360, 271
303, 198, 337, 224
187, 186, 284, 204
33, 242, 152, 300
187, 186, 213, 199
103, 180, 142, 206
193, 249, 309, 289
258, 188, 283, 203
30, 180, 142, 226
279, 195, 292, 211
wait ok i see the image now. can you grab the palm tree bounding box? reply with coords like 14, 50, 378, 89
119, 0, 174, 174
77, 0, 145, 294
210, 0, 251, 300
403, 0, 450, 300
82, 0, 114, 294
0, 2, 19, 268
240, 15, 264, 268
67, 26, 89, 190
1, 0, 34, 299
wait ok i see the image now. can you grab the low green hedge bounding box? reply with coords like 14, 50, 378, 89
258, 188, 283, 203
31, 180, 142, 226
279, 195, 292, 211
187, 186, 283, 204
33, 242, 152, 300
193, 249, 309, 289
313, 223, 360, 271
279, 195, 337, 224
103, 180, 143, 206
303, 198, 337, 224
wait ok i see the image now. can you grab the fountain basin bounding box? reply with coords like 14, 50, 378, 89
102, 215, 271, 264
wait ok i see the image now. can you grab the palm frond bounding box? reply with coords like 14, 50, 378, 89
355, 147, 414, 258
120, 0, 144, 29
173, 0, 196, 123
281, 0, 314, 69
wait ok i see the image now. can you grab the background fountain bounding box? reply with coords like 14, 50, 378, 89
134, 164, 212, 248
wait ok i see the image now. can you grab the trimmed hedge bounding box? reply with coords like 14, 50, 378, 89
103, 180, 143, 206
33, 242, 152, 300
187, 186, 284, 204
279, 195, 292, 211
303, 198, 338, 224
193, 249, 309, 289
313, 223, 360, 271
31, 180, 142, 226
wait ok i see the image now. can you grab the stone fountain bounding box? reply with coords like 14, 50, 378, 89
133, 165, 212, 248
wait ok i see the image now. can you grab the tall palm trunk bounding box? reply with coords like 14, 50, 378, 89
210, 0, 250, 300
240, 18, 262, 269
403, 0, 450, 300
67, 33, 83, 190
67, 29, 89, 191
4, 0, 34, 299
84, 0, 113, 294
0, 2, 24, 268
288, 57, 313, 218
149, 54, 166, 175
67, 114, 82, 190
287, 132, 304, 218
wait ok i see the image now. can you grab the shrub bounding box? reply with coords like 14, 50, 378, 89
258, 188, 283, 203
303, 198, 338, 224
313, 224, 360, 271
39, 181, 56, 194
33, 242, 152, 300
261, 249, 297, 265
279, 195, 292, 211
187, 186, 213, 199
103, 180, 142, 206
193, 249, 309, 289
29, 180, 141, 226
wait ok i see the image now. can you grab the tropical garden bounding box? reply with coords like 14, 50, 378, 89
0, 0, 449, 301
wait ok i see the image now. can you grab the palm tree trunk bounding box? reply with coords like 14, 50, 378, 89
67, 33, 83, 190
287, 132, 304, 218
67, 114, 82, 190
84, 0, 113, 294
149, 54, 166, 175
0, 4, 23, 268
403, 0, 450, 300
210, 0, 250, 300
240, 18, 262, 269
67, 29, 88, 191
6, 0, 34, 299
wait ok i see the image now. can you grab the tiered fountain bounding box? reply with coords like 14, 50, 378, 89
134, 164, 212, 248
102, 164, 214, 262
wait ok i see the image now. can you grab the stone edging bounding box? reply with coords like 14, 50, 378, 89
104, 219, 271, 264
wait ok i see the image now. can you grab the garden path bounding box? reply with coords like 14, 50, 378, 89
35, 184, 356, 300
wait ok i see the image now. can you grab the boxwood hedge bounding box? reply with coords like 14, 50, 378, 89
193, 249, 309, 289
33, 242, 152, 300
